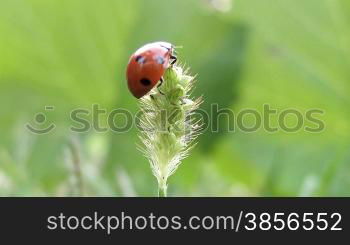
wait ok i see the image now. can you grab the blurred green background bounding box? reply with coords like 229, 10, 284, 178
0, 0, 349, 196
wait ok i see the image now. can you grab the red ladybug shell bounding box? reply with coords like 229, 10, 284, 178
126, 42, 174, 98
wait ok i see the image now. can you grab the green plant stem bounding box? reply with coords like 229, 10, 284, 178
158, 179, 167, 197
69, 138, 84, 196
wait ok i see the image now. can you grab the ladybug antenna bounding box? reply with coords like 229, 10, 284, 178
172, 45, 183, 56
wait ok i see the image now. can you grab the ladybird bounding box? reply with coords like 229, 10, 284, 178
126, 41, 177, 98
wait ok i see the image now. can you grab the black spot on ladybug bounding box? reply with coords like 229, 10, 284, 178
140, 78, 151, 86
156, 56, 165, 65
135, 55, 146, 64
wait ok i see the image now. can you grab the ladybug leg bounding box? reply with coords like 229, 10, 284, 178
157, 77, 165, 95
170, 55, 177, 65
